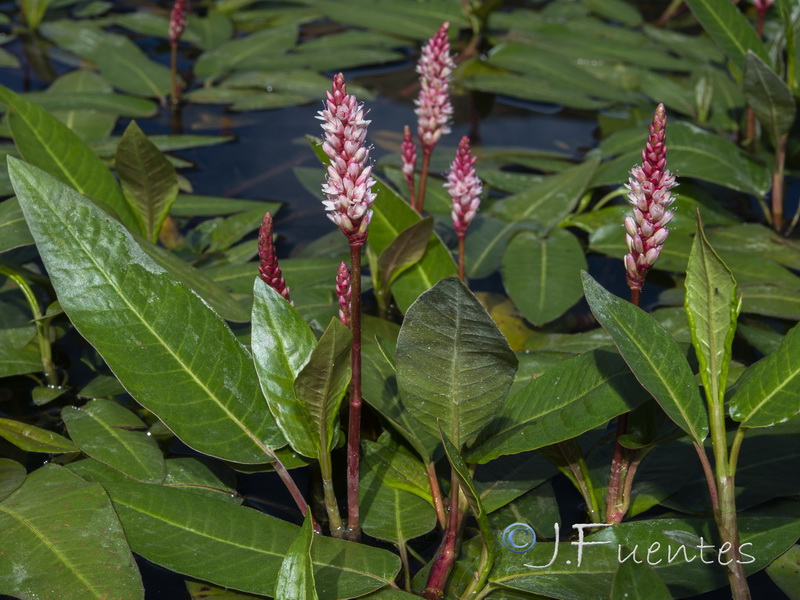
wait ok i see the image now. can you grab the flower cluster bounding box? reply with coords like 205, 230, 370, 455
415, 22, 455, 150
445, 136, 482, 238
318, 73, 376, 245
401, 125, 417, 194
336, 262, 351, 328
257, 212, 291, 302
624, 103, 677, 292
169, 0, 188, 45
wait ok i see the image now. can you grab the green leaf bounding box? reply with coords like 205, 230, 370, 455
0, 85, 137, 231
767, 545, 800, 600
25, 91, 158, 118
116, 121, 179, 242
92, 37, 173, 100
294, 318, 352, 455
0, 459, 26, 502
476, 453, 558, 514
360, 456, 436, 545
0, 417, 77, 453
0, 341, 41, 377
742, 51, 797, 142
582, 272, 709, 444
10, 158, 284, 463
684, 216, 739, 407
502, 229, 588, 326
0, 465, 143, 600
45, 70, 118, 143
192, 207, 265, 253
396, 277, 517, 449
684, 0, 769, 69
20, 0, 50, 29
252, 279, 318, 458
611, 559, 680, 600
378, 217, 434, 286
186, 10, 235, 50
729, 321, 800, 427
195, 26, 298, 80
466, 349, 645, 464
170, 194, 281, 217
0, 197, 33, 252
362, 436, 432, 504
275, 511, 319, 600
105, 483, 400, 598
62, 399, 166, 483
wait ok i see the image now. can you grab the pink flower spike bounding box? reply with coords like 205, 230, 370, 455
753, 0, 774, 12
401, 125, 417, 197
446, 136, 482, 238
623, 103, 677, 293
317, 73, 376, 246
258, 212, 291, 303
415, 22, 455, 151
169, 0, 188, 45
336, 261, 352, 328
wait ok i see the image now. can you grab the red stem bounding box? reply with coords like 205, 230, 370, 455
170, 41, 181, 108
417, 147, 433, 214
773, 134, 787, 232
265, 448, 319, 533
423, 475, 460, 600
346, 241, 363, 540
457, 234, 465, 281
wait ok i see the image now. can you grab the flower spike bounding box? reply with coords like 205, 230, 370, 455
401, 124, 417, 204
257, 212, 291, 303
317, 72, 376, 246
415, 22, 455, 150
336, 261, 351, 328
446, 136, 482, 238
169, 0, 188, 45
623, 103, 677, 296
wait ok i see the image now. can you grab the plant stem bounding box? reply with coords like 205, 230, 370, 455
346, 241, 363, 540
318, 448, 343, 536
708, 393, 750, 599
457, 234, 465, 281
423, 473, 461, 600
772, 133, 788, 232
416, 146, 433, 214
693, 441, 719, 511
398, 540, 411, 591
605, 413, 630, 523
264, 447, 320, 533
592, 187, 626, 211
728, 427, 747, 477
1, 268, 57, 386
170, 41, 181, 108
426, 462, 448, 529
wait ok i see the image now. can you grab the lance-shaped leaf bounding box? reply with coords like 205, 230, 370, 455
0, 465, 143, 600
0, 417, 77, 453
10, 158, 284, 463
0, 459, 26, 502
466, 349, 645, 464
62, 399, 166, 483
396, 277, 517, 450
684, 0, 769, 69
104, 482, 400, 598
294, 318, 353, 455
582, 272, 709, 444
729, 321, 800, 427
362, 436, 432, 505
275, 511, 319, 600
684, 215, 739, 407
440, 426, 495, 594
116, 121, 179, 242
252, 279, 317, 458
0, 85, 138, 232
766, 544, 800, 600
742, 51, 796, 143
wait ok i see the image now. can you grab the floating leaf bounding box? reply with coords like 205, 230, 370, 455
0, 417, 77, 453
582, 272, 709, 444
502, 229, 588, 326
10, 158, 284, 463
396, 277, 517, 450
195, 26, 297, 80
105, 483, 399, 599
62, 399, 166, 483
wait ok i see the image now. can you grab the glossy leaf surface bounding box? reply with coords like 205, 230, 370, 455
62, 399, 167, 483
11, 159, 283, 463
0, 465, 143, 600
275, 512, 319, 600
684, 0, 769, 68
105, 483, 400, 599
0, 417, 78, 453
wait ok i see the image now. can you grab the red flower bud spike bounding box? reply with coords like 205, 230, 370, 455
257, 212, 291, 304
445, 136, 482, 280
